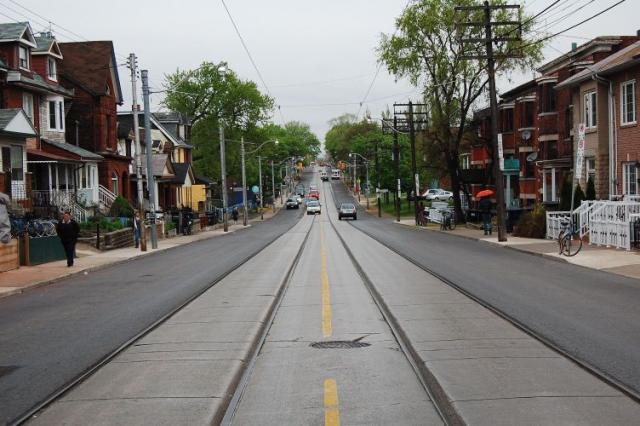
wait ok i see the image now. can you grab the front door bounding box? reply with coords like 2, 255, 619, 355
1, 147, 10, 195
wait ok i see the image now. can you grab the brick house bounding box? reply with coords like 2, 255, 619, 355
537, 36, 640, 202
58, 41, 129, 205
0, 23, 102, 218
557, 40, 640, 199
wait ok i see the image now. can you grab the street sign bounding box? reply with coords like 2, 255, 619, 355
376, 188, 389, 194
575, 123, 586, 178
498, 133, 504, 171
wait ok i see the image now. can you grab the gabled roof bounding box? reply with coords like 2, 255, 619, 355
33, 34, 63, 59
0, 109, 36, 136
0, 22, 36, 47
556, 40, 640, 89
42, 139, 103, 161
59, 41, 123, 105
117, 111, 190, 147
141, 153, 174, 177
161, 162, 194, 185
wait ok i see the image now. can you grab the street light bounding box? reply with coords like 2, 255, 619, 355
350, 152, 370, 210
240, 138, 279, 226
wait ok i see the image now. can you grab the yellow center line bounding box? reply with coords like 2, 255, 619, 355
320, 222, 332, 338
324, 378, 341, 426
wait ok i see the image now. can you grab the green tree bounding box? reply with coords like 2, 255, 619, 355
586, 177, 596, 200
573, 183, 586, 208
378, 0, 543, 219
559, 176, 573, 211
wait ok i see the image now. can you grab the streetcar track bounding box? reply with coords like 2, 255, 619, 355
329, 181, 640, 406
220, 215, 316, 426
324, 182, 458, 426
13, 187, 310, 426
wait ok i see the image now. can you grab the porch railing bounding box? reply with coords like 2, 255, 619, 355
545, 200, 601, 240
588, 201, 640, 250
99, 185, 117, 209
32, 189, 89, 222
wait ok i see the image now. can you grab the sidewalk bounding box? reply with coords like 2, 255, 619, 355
0, 207, 282, 300
395, 219, 640, 280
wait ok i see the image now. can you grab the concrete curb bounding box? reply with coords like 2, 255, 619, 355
0, 210, 285, 301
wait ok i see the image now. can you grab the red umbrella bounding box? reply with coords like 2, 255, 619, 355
476, 189, 495, 198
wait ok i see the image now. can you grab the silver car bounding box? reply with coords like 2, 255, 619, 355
306, 200, 321, 215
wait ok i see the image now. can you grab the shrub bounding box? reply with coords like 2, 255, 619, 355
80, 217, 124, 233
513, 204, 546, 238
573, 184, 585, 208
559, 176, 572, 210
109, 196, 134, 218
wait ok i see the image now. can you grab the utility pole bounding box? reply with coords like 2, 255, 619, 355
240, 137, 248, 226
271, 160, 276, 213
457, 1, 521, 242
258, 156, 263, 220
219, 125, 228, 232
375, 140, 381, 218
141, 70, 158, 249
393, 117, 401, 222
128, 53, 146, 251
408, 101, 419, 226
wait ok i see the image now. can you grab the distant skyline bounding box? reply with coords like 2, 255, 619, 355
13, 0, 640, 142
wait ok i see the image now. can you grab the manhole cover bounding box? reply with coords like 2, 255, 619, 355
0, 366, 18, 378
310, 340, 371, 349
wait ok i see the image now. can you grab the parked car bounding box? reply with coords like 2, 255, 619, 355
338, 203, 357, 220
306, 200, 321, 215
423, 188, 453, 201
285, 198, 299, 209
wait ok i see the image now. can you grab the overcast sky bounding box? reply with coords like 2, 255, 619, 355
13, 0, 640, 143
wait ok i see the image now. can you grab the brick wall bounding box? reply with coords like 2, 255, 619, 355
612, 66, 640, 195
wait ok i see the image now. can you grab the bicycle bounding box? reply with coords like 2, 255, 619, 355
440, 209, 456, 231
557, 218, 582, 256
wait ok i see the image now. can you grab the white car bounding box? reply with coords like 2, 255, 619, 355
306, 200, 321, 215
423, 188, 453, 201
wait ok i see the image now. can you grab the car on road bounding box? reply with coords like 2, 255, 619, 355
338, 203, 357, 220
308, 189, 320, 199
285, 198, 299, 209
306, 200, 321, 215
331, 169, 341, 180
321, 171, 329, 181
422, 188, 453, 201
294, 194, 303, 205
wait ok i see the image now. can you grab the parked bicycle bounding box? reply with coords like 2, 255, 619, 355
440, 209, 456, 231
558, 218, 582, 256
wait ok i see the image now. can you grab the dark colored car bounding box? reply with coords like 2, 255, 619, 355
285, 198, 299, 209
338, 203, 357, 220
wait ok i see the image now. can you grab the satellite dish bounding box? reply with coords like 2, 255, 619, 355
526, 152, 538, 162
522, 130, 532, 141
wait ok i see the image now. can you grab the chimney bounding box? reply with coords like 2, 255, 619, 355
571, 42, 578, 51
637, 29, 640, 37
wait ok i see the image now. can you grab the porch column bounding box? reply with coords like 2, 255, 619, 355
551, 167, 556, 202
55, 164, 59, 192
65, 165, 69, 191
542, 170, 547, 202
47, 163, 52, 193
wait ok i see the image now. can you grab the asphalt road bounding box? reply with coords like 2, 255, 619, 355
231, 170, 442, 425
0, 173, 309, 426
330, 181, 640, 397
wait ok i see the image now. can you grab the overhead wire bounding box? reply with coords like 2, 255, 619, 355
220, 0, 286, 125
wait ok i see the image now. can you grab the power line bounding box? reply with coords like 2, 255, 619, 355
533, 0, 596, 33
220, 0, 286, 125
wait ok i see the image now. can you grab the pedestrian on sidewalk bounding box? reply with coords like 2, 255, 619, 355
232, 207, 239, 224
418, 201, 425, 226
479, 196, 492, 236
56, 211, 80, 267
133, 211, 142, 248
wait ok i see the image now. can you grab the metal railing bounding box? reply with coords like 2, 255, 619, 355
32, 189, 89, 222
99, 185, 117, 208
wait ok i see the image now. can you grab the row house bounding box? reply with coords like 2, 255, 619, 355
0, 23, 102, 219
557, 39, 640, 199
116, 111, 207, 212
58, 40, 128, 208
467, 34, 640, 210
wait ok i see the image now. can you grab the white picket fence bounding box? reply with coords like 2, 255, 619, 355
547, 200, 640, 250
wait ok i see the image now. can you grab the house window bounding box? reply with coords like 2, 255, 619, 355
48, 57, 57, 80
521, 101, 534, 128
623, 162, 638, 195
502, 108, 514, 132
10, 145, 23, 180
543, 168, 558, 202
584, 91, 597, 129
48, 100, 64, 130
111, 171, 119, 195
18, 46, 29, 69
460, 153, 470, 170
621, 80, 636, 125
586, 157, 596, 183
539, 83, 557, 113
22, 93, 33, 123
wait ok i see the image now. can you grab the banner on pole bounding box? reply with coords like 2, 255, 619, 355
498, 133, 504, 171
575, 123, 586, 179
